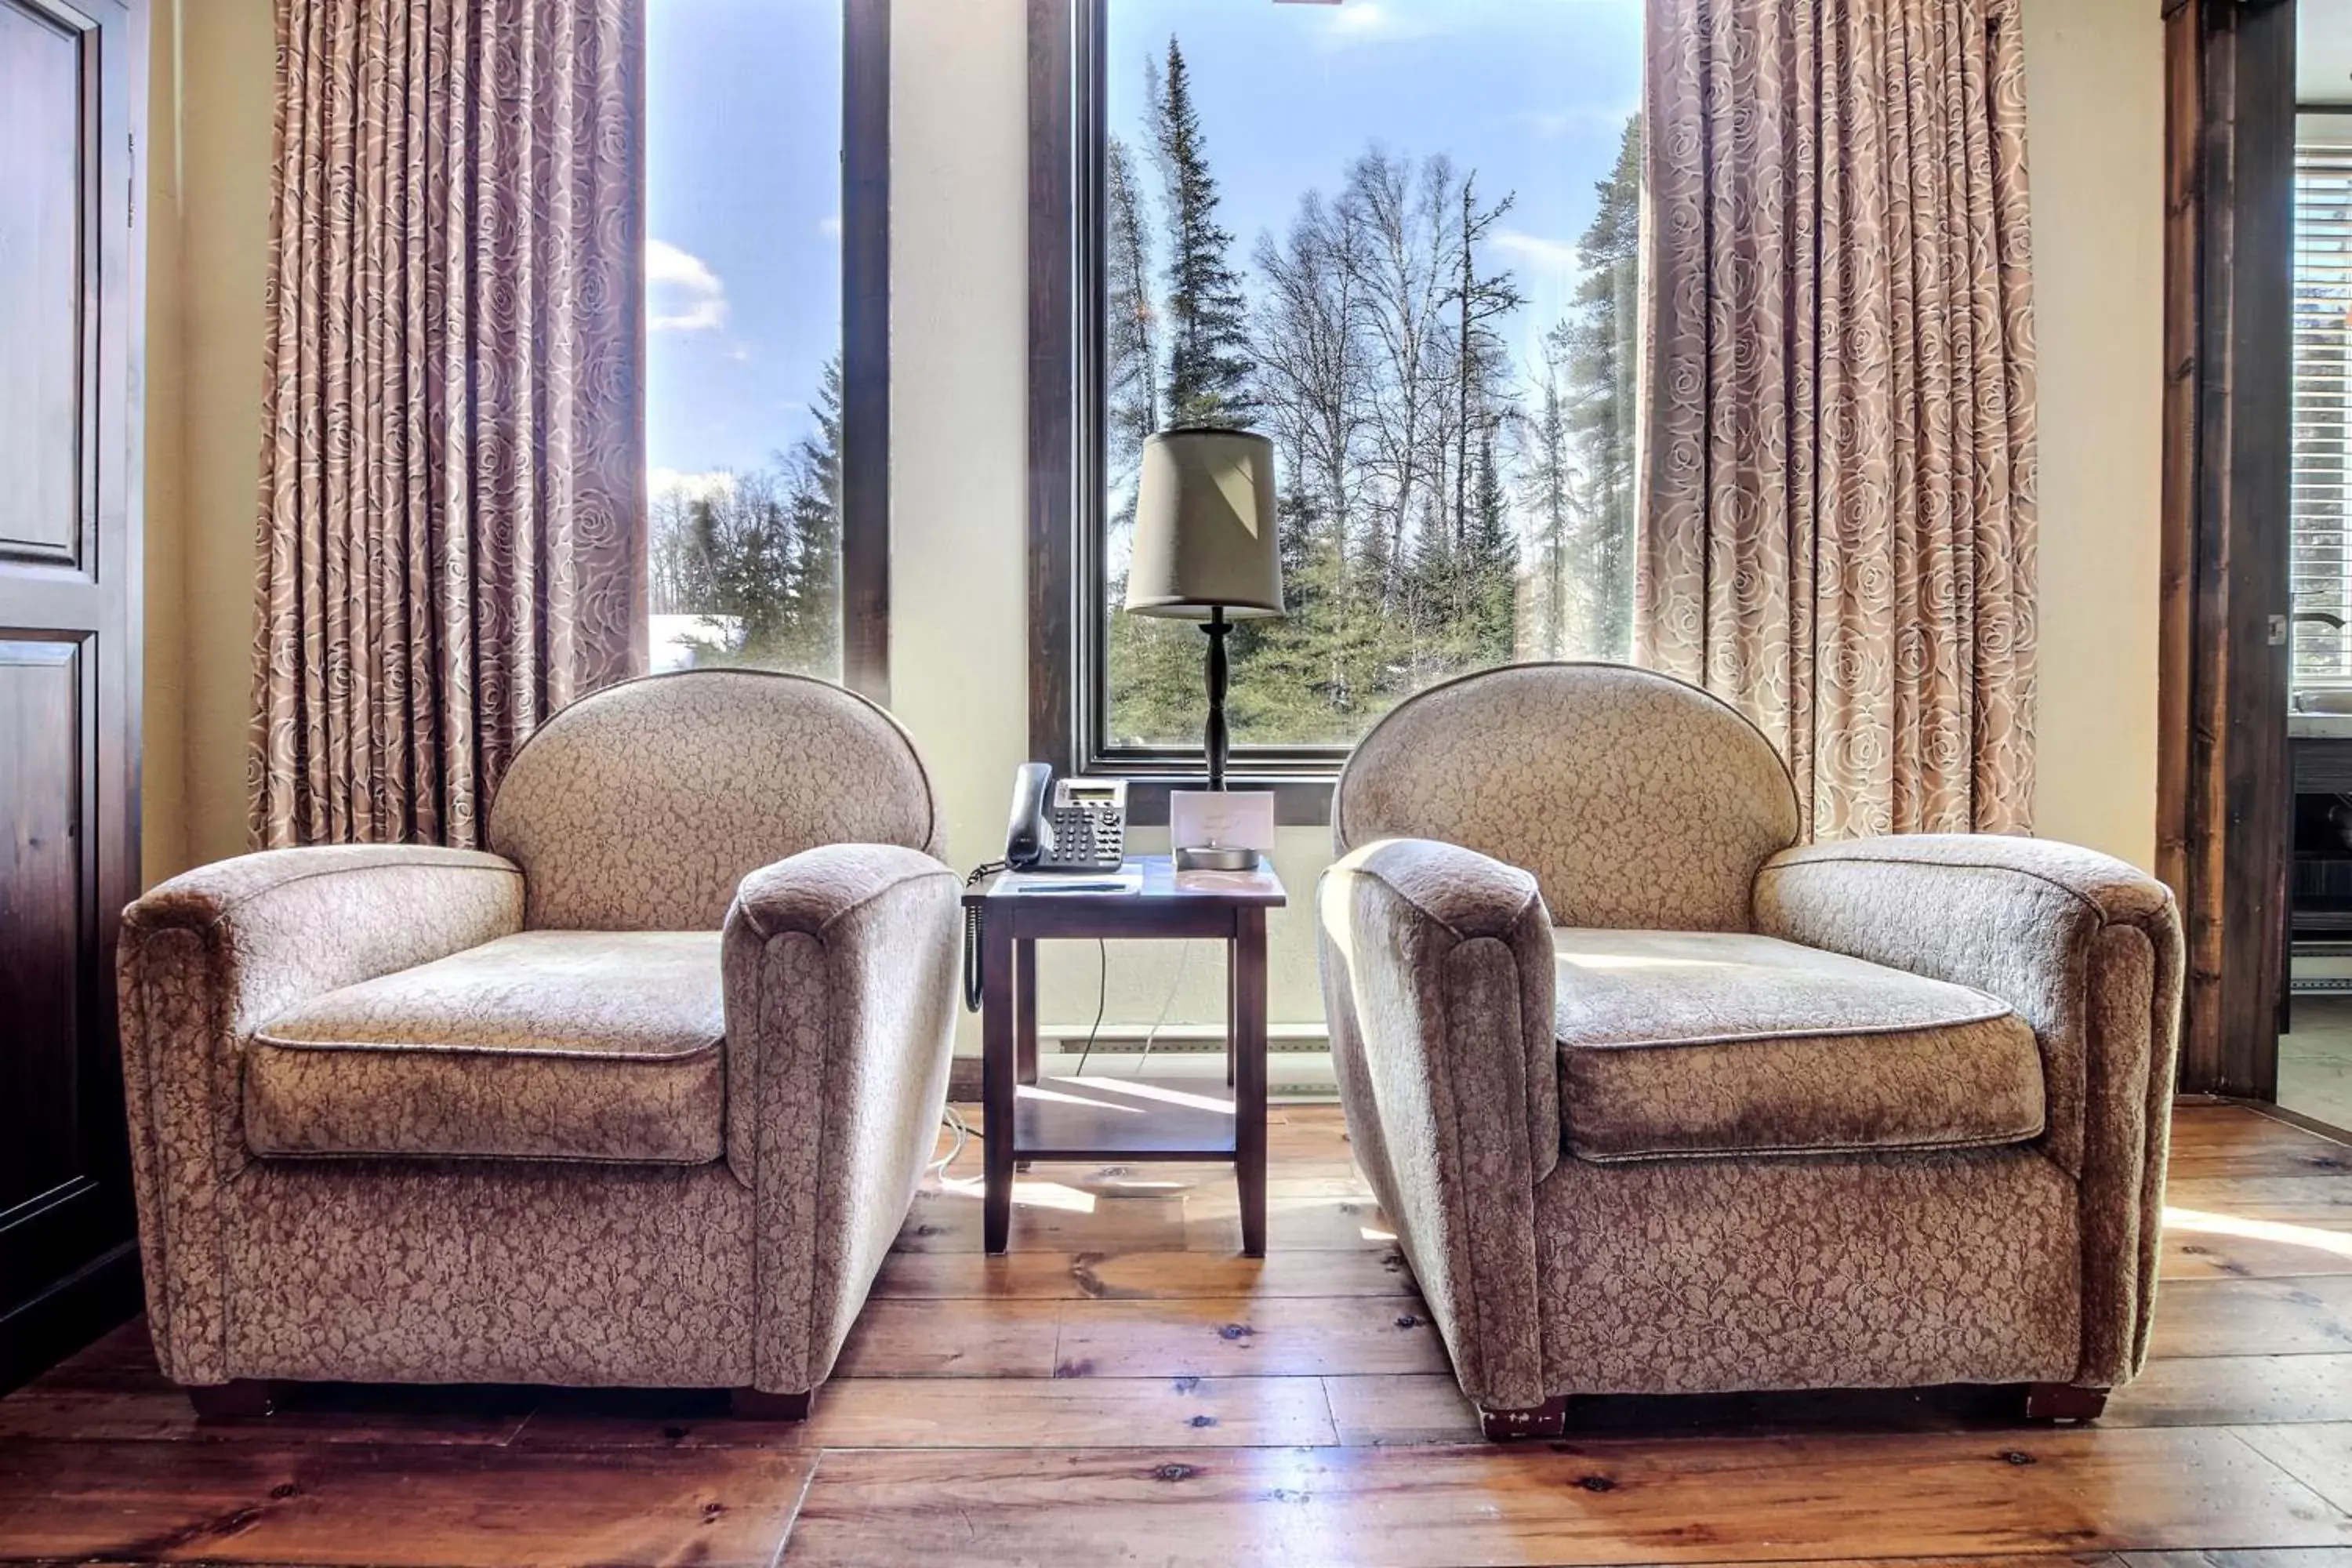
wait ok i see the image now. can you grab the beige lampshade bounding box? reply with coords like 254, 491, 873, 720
1123, 429, 1285, 620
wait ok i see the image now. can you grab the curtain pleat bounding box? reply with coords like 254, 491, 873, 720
251, 0, 646, 850
1638, 0, 2037, 838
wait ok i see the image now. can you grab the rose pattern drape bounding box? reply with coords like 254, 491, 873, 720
251, 0, 647, 850
1638, 0, 2038, 838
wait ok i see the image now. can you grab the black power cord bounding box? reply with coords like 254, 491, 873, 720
963, 864, 1109, 1082
1070, 939, 1109, 1078
961, 860, 1007, 1013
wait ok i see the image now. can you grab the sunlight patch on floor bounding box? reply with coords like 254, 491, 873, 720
2165, 1204, 2352, 1261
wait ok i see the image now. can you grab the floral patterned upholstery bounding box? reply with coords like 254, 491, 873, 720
245, 931, 728, 1165
1334, 662, 1800, 931
1552, 929, 2044, 1163
1319, 662, 2183, 1423
488, 669, 945, 931
118, 672, 960, 1403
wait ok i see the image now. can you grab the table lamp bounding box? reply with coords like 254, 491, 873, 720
1124, 428, 1286, 870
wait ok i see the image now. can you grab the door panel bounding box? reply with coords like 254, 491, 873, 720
0, 640, 86, 1215
0, 2, 85, 564
0, 0, 143, 1392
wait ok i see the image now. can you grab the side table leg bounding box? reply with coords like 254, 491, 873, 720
1225, 949, 1237, 1089
1016, 938, 1039, 1086
982, 913, 1016, 1254
1236, 914, 1269, 1258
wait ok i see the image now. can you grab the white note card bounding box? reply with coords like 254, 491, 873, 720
1168, 790, 1276, 854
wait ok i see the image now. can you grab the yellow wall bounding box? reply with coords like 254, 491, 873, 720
146, 0, 2167, 1036
142, 0, 186, 886
2022, 0, 2164, 873
142, 0, 275, 886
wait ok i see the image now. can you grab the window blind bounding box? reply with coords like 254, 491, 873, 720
2296, 141, 2352, 684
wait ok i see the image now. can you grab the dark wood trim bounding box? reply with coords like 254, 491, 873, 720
0, 1240, 140, 1397
840, 0, 891, 706
2159, 0, 2295, 1098
2238, 1094, 2352, 1145
1028, 0, 1080, 778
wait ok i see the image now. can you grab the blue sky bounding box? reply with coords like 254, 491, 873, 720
646, 0, 1643, 482
646, 0, 844, 487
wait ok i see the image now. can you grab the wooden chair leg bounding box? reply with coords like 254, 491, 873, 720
1477, 1396, 1569, 1441
187, 1380, 278, 1420
2023, 1381, 2109, 1422
731, 1387, 814, 1421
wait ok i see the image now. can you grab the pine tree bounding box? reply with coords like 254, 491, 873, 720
1468, 428, 1516, 662
1523, 357, 1575, 656
1553, 115, 1641, 659
1447, 175, 1525, 549
644, 356, 846, 680
1152, 37, 1255, 429
1104, 133, 1160, 479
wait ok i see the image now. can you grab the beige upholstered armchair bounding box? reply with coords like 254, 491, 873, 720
1319, 664, 2182, 1438
117, 670, 960, 1420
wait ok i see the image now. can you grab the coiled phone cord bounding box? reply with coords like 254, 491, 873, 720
961, 860, 1007, 1013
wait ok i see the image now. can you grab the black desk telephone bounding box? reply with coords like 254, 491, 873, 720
1004, 761, 1127, 875
963, 765, 1131, 1011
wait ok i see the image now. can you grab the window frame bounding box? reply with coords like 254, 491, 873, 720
1026, 0, 1335, 826
648, 0, 890, 700
840, 0, 892, 703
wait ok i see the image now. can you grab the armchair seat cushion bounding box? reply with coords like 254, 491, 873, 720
245, 931, 727, 1165
1554, 930, 2044, 1163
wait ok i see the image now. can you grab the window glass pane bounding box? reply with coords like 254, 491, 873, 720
646, 0, 843, 679
1101, 0, 1645, 750
2296, 115, 2352, 689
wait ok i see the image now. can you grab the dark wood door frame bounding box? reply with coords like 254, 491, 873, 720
2158, 0, 2294, 1098
0, 0, 147, 1391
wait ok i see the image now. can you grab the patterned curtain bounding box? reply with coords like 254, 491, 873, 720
250, 0, 647, 850
1638, 0, 2037, 838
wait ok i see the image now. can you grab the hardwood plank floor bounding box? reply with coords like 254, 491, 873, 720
781, 1429, 2352, 1566
6, 1103, 2352, 1567
0, 1439, 814, 1566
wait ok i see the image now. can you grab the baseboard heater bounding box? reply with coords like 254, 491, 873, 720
947, 1026, 1336, 1102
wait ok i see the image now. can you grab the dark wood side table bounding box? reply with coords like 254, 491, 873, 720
961, 855, 1287, 1256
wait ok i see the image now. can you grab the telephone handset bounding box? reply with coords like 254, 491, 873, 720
1004, 762, 1127, 875
963, 765, 1130, 1011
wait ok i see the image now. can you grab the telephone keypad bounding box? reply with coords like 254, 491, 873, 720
1050, 805, 1124, 869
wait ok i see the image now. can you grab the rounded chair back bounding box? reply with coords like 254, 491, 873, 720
1333, 662, 1800, 931
489, 669, 942, 930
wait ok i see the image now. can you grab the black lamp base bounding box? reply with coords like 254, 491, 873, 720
1200, 608, 1231, 792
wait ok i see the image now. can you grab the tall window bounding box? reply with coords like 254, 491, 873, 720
644, 0, 887, 695
2296, 114, 2352, 688
1035, 0, 1645, 813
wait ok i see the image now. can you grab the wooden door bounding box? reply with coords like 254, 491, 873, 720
0, 0, 144, 1391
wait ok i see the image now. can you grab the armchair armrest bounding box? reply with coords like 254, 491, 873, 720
116, 844, 524, 1382
721, 843, 961, 1396
1318, 838, 1557, 1412
1751, 833, 2183, 1384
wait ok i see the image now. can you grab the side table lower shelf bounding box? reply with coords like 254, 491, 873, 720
1010, 1075, 1240, 1162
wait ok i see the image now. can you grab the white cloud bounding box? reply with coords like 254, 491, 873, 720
650, 467, 737, 503
1319, 2, 1440, 49
1490, 228, 1582, 272
1513, 103, 1639, 141
816, 213, 843, 240
648, 239, 728, 333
